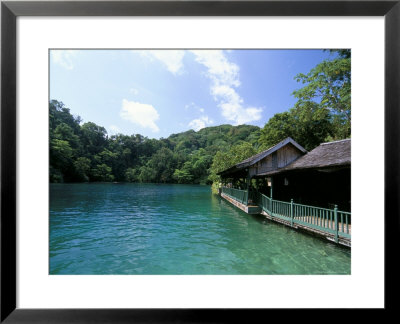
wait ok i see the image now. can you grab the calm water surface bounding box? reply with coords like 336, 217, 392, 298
50, 183, 351, 274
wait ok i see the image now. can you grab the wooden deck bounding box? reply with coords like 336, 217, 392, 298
260, 210, 351, 247
295, 215, 351, 235
221, 193, 261, 214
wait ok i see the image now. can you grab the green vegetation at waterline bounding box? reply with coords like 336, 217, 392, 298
50, 50, 350, 185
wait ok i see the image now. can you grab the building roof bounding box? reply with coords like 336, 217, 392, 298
257, 138, 351, 176
217, 137, 307, 176
284, 138, 351, 170
237, 137, 307, 168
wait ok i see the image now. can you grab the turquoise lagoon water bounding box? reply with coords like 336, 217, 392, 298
50, 183, 351, 274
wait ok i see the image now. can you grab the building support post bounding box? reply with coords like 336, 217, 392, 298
290, 199, 294, 227
334, 205, 338, 243
246, 174, 250, 205
270, 177, 273, 199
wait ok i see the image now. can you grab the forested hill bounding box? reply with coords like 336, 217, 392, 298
49, 99, 261, 184
168, 124, 261, 150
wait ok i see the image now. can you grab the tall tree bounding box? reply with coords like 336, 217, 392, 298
259, 102, 332, 151
259, 50, 350, 151
292, 49, 351, 139
258, 112, 296, 150
81, 122, 108, 156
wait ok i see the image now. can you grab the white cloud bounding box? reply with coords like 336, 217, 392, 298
185, 102, 205, 114
190, 50, 240, 87
51, 50, 78, 70
188, 116, 214, 131
133, 49, 263, 126
212, 84, 262, 124
211, 85, 243, 105
139, 50, 185, 75
109, 125, 121, 135
220, 102, 262, 125
190, 50, 263, 125
120, 99, 160, 132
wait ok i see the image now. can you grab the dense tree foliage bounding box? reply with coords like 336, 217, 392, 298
259, 102, 333, 151
259, 50, 350, 151
208, 142, 257, 192
49, 99, 260, 183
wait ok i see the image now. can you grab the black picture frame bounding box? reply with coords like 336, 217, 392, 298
1, 0, 398, 322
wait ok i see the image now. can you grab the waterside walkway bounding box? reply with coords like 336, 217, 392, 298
220, 187, 351, 247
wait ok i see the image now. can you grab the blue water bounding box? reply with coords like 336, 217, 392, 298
50, 183, 351, 274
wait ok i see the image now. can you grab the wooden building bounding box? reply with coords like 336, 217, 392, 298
218, 137, 351, 211
258, 138, 351, 211
218, 137, 307, 196
217, 138, 351, 245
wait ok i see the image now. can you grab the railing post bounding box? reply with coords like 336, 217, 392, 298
245, 176, 249, 206
290, 199, 294, 227
334, 205, 338, 243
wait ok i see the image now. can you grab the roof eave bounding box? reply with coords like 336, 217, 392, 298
257, 162, 351, 177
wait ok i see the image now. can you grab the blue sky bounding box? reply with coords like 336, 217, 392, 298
50, 49, 336, 139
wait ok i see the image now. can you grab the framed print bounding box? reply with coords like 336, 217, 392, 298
1, 0, 399, 322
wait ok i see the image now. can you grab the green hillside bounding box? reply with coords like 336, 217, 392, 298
49, 99, 261, 184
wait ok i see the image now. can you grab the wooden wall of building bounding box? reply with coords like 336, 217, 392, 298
249, 144, 303, 177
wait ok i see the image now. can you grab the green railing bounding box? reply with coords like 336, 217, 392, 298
337, 210, 351, 238
221, 187, 248, 205
221, 187, 351, 242
260, 193, 272, 212
259, 193, 351, 242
